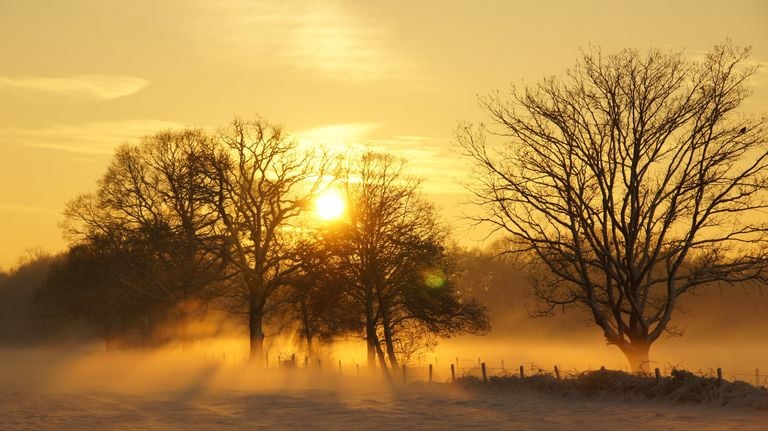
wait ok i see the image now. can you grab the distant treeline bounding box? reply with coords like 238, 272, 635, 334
1, 244, 766, 352
0, 246, 493, 357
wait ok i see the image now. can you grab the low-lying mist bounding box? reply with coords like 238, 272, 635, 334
2, 326, 766, 397
2, 249, 767, 393
0, 341, 395, 395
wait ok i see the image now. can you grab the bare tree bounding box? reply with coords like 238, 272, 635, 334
332, 152, 489, 369
459, 43, 768, 371
205, 118, 332, 363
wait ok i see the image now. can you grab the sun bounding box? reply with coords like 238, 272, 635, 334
314, 189, 346, 221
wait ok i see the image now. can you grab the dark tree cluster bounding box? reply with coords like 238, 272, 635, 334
32, 119, 489, 368
303, 152, 489, 368
0, 251, 55, 345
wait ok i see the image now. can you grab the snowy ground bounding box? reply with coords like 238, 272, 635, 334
1, 349, 765, 430
2, 383, 766, 430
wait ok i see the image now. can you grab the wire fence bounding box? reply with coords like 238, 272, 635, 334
204, 352, 768, 388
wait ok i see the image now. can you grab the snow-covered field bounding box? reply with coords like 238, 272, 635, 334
2, 384, 765, 430
1, 348, 765, 430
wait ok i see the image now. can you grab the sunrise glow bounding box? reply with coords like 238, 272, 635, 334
0, 2, 766, 429
315, 189, 346, 221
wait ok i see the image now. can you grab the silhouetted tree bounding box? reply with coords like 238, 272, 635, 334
61, 129, 227, 341
333, 152, 489, 368
204, 118, 333, 363
276, 236, 358, 358
460, 43, 768, 371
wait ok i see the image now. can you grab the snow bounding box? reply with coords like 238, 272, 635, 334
2, 385, 766, 430
1, 349, 765, 430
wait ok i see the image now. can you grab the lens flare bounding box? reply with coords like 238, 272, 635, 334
424, 268, 446, 288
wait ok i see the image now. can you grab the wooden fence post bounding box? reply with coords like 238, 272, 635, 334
318, 358, 322, 371
451, 363, 456, 383
402, 364, 407, 384
429, 364, 433, 384
481, 362, 487, 384
757, 368, 761, 387
519, 365, 524, 379
554, 365, 561, 380
501, 359, 505, 371
716, 367, 722, 385
304, 356, 308, 369
654, 368, 661, 383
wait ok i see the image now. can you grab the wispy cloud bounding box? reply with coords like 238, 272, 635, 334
294, 123, 467, 195
196, 0, 418, 82
0, 75, 148, 100
747, 59, 768, 87
0, 119, 184, 155
365, 136, 468, 195
294, 123, 380, 147
0, 204, 59, 215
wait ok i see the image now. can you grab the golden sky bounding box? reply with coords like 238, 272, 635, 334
1, 0, 767, 269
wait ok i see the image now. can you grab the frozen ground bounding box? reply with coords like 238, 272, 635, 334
2, 383, 766, 430
1, 349, 765, 430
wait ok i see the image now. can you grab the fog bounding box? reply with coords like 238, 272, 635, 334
2, 252, 767, 389
2, 288, 765, 430
1, 249, 766, 430
1, 339, 765, 403
2, 329, 764, 398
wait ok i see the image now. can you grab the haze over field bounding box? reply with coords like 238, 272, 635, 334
2, 1, 768, 429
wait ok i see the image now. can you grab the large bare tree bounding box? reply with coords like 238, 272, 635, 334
459, 43, 768, 371
205, 118, 332, 363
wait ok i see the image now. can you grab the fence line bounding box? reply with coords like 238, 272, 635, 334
201, 352, 768, 387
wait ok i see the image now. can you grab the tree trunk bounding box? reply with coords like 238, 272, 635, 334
364, 291, 378, 368
381, 319, 399, 367
374, 339, 389, 369
248, 300, 265, 365
621, 341, 651, 373
305, 332, 314, 360
300, 300, 314, 359
376, 289, 400, 368
366, 321, 378, 367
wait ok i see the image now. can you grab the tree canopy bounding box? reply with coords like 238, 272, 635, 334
36, 121, 489, 365
460, 43, 768, 370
